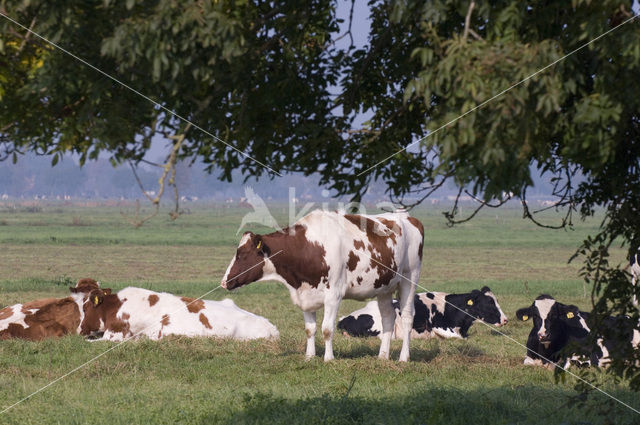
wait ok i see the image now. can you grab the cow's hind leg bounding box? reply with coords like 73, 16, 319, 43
321, 296, 341, 362
377, 293, 395, 360
304, 311, 317, 360
397, 275, 417, 362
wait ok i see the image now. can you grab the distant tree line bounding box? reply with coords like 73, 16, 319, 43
0, 154, 361, 200
0, 153, 562, 201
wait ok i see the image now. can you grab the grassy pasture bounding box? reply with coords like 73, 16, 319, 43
0, 203, 637, 424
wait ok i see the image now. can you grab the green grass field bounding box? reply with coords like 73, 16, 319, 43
0, 202, 637, 424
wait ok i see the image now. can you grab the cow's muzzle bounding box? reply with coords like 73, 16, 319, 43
538, 332, 551, 348
221, 279, 237, 290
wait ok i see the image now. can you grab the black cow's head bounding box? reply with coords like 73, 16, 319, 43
465, 286, 508, 326
221, 232, 270, 290
516, 295, 589, 345
545, 302, 589, 341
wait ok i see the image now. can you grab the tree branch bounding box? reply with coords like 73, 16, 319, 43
331, 0, 355, 49
443, 188, 511, 226
468, 28, 484, 42
521, 164, 576, 229
17, 15, 37, 52
462, 1, 476, 43
392, 174, 451, 210
122, 122, 192, 226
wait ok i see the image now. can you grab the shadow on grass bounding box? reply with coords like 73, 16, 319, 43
338, 345, 442, 363
451, 343, 485, 358
200, 386, 633, 425
278, 343, 442, 363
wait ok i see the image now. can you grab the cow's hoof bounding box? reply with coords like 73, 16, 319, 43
523, 357, 543, 366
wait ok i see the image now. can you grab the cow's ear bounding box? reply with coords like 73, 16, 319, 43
564, 305, 579, 320
255, 236, 270, 256
480, 286, 491, 293
103, 288, 112, 295
89, 290, 104, 307
69, 286, 78, 293
516, 307, 533, 321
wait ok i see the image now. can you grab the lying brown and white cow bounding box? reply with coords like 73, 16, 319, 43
221, 209, 424, 361
79, 286, 279, 341
0, 278, 104, 340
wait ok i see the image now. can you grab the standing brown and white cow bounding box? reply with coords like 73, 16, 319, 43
221, 209, 424, 361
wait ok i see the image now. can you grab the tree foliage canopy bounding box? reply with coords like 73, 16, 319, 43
2, 0, 640, 391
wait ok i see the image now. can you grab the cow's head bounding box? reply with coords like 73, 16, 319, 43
79, 288, 112, 336
69, 278, 102, 294
543, 302, 589, 342
516, 295, 554, 344
516, 295, 588, 345
466, 286, 508, 326
221, 232, 270, 290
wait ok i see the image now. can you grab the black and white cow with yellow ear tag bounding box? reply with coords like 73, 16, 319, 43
411, 286, 508, 339
338, 286, 508, 340
517, 294, 640, 368
516, 295, 590, 367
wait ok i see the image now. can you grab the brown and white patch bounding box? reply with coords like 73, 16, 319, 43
181, 297, 205, 313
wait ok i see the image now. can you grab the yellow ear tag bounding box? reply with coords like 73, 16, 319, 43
467, 299, 474, 306
522, 315, 529, 321
92, 295, 99, 306
566, 312, 574, 319
256, 241, 262, 250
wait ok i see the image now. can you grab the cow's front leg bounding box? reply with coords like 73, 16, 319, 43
303, 311, 317, 359
321, 297, 341, 362
377, 293, 395, 360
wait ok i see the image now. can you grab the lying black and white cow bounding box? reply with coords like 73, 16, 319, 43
338, 287, 508, 339
516, 294, 640, 368
589, 314, 640, 367
516, 295, 590, 367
